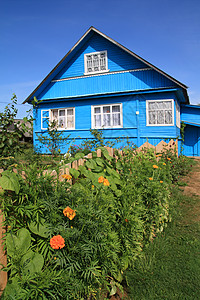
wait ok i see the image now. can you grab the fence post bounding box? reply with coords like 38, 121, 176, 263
0, 209, 7, 296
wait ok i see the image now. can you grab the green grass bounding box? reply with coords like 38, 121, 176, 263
126, 186, 200, 300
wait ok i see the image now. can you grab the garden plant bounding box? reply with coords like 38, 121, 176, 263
0, 141, 193, 299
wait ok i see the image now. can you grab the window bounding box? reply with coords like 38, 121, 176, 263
92, 104, 122, 129
176, 101, 180, 128
146, 100, 174, 126
41, 108, 75, 130
84, 51, 108, 75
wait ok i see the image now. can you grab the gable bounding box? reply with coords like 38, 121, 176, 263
54, 32, 148, 80
24, 27, 189, 104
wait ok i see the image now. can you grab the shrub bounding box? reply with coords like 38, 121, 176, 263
0, 146, 192, 299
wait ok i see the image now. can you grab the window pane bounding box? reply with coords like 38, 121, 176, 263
95, 115, 101, 127
58, 117, 66, 128
112, 105, 120, 113
67, 109, 73, 116
165, 111, 172, 124
42, 110, 49, 118
103, 106, 110, 113
157, 111, 164, 124
103, 114, 110, 126
52, 110, 58, 120
149, 111, 157, 124
149, 102, 156, 110
113, 113, 120, 126
42, 118, 49, 128
67, 116, 74, 128
59, 110, 65, 116
94, 107, 100, 114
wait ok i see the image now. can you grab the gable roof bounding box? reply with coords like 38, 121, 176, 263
23, 26, 189, 104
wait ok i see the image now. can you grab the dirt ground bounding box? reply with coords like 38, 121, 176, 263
181, 159, 200, 224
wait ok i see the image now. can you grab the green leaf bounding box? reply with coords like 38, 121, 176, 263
6, 228, 31, 257
95, 157, 104, 167
85, 159, 97, 169
69, 168, 80, 179
0, 171, 20, 194
98, 147, 113, 161
21, 250, 44, 274
28, 220, 48, 238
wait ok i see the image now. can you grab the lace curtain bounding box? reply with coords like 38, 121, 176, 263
148, 101, 172, 125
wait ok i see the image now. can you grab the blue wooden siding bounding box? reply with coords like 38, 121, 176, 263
180, 105, 200, 156
182, 125, 200, 156
34, 92, 180, 154
38, 69, 177, 100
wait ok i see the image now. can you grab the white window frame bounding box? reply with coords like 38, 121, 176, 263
84, 50, 109, 75
176, 101, 181, 128
146, 99, 174, 126
41, 110, 50, 130
91, 103, 123, 129
41, 108, 75, 130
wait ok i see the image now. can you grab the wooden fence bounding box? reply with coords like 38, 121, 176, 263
0, 139, 177, 295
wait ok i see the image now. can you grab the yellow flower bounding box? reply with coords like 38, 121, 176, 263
92, 185, 94, 189
98, 176, 104, 183
63, 206, 76, 220
62, 174, 72, 180
149, 177, 153, 180
103, 178, 110, 186
160, 181, 163, 183
153, 165, 158, 169
163, 163, 166, 166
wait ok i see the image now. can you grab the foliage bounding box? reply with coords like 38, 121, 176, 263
70, 129, 119, 156
0, 144, 192, 299
0, 94, 33, 168
36, 119, 71, 156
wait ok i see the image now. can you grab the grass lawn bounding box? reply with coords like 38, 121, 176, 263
126, 185, 200, 300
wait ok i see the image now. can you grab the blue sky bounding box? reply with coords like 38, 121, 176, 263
1, 0, 200, 118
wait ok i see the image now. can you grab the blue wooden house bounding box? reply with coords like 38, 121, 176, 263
24, 27, 200, 156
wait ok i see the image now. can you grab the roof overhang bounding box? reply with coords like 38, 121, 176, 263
182, 121, 200, 127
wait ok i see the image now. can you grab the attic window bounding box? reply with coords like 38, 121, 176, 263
84, 51, 108, 75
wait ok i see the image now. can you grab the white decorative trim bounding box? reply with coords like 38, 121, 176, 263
51, 68, 152, 83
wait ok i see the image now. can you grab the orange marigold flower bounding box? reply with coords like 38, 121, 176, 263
163, 163, 166, 166
63, 206, 76, 220
125, 218, 128, 222
156, 154, 162, 157
160, 181, 163, 183
98, 176, 104, 183
50, 235, 65, 250
153, 165, 158, 169
149, 177, 153, 181
103, 178, 110, 186
167, 158, 171, 161
62, 174, 72, 180
92, 185, 94, 189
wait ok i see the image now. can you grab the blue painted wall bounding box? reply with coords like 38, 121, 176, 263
180, 105, 200, 156
34, 91, 180, 154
